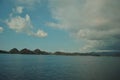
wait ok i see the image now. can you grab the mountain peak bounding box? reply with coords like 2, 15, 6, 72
9, 48, 19, 53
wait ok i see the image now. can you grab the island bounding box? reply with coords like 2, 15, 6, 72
0, 48, 120, 56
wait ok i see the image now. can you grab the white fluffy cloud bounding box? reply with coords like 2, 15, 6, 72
0, 27, 3, 33
10, 6, 24, 15
6, 7, 47, 38
16, 6, 24, 14
34, 29, 48, 38
48, 0, 120, 52
6, 14, 32, 32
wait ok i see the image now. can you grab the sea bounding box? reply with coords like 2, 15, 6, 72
0, 53, 120, 80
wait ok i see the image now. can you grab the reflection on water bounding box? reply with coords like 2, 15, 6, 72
0, 54, 120, 80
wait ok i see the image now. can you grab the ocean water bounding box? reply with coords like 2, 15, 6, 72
0, 54, 120, 80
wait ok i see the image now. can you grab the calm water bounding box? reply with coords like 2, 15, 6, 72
0, 54, 120, 80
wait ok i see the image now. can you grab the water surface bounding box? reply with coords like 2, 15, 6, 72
0, 54, 120, 80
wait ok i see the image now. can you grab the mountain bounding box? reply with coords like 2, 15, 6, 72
0, 48, 120, 56
33, 49, 42, 54
40, 51, 50, 55
9, 48, 19, 54
20, 48, 35, 54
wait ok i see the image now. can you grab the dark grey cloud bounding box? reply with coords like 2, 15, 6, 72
48, 0, 120, 52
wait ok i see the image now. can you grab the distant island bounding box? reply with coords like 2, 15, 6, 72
0, 48, 120, 57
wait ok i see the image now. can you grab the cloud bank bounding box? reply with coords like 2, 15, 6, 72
6, 6, 47, 38
48, 0, 120, 52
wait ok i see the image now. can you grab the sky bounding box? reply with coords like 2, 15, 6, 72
0, 0, 120, 53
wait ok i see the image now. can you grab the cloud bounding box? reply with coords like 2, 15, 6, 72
0, 27, 3, 33
6, 7, 47, 38
34, 29, 48, 38
16, 6, 24, 14
48, 0, 120, 52
9, 6, 24, 17
15, 0, 41, 9
6, 14, 33, 33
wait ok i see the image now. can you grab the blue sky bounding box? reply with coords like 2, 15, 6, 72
0, 0, 120, 52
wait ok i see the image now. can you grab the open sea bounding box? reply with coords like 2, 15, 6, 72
0, 53, 120, 80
